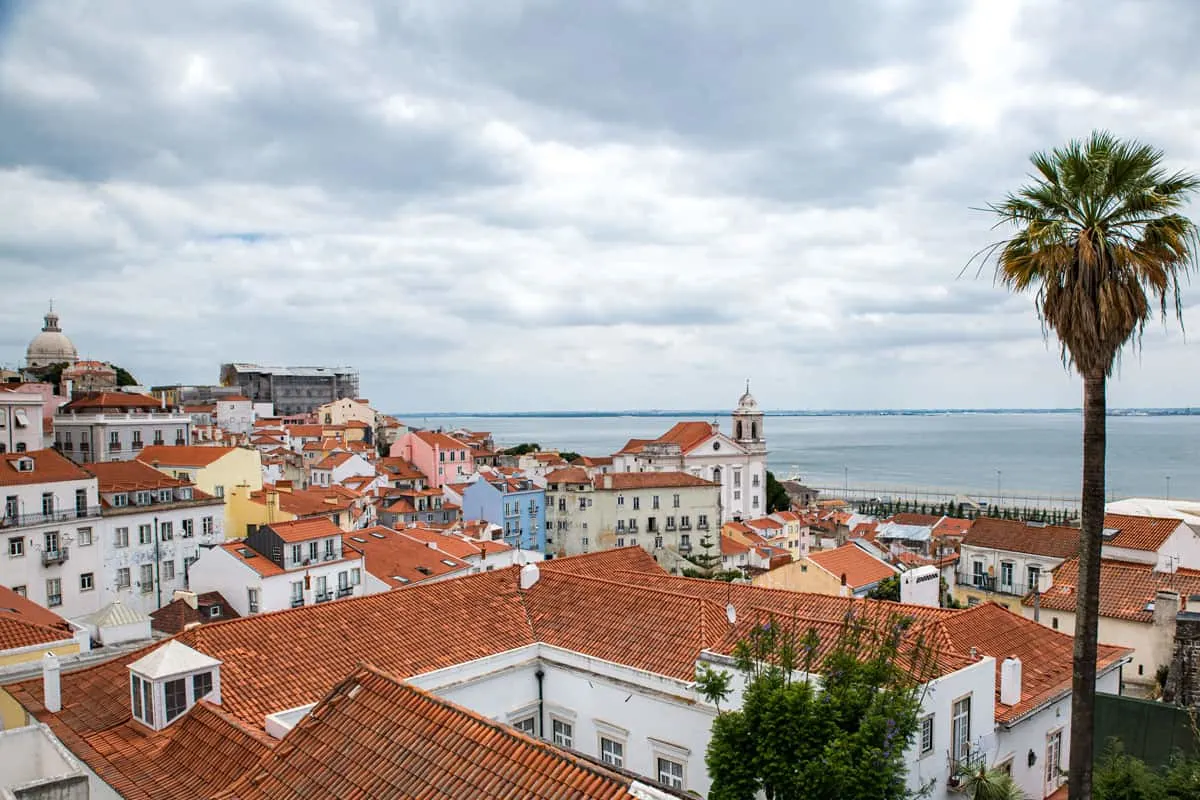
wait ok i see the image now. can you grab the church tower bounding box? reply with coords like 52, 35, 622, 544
732, 380, 766, 454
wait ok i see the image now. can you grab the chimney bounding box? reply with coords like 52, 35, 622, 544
173, 589, 199, 609
519, 562, 540, 590
1000, 656, 1022, 706
43, 652, 62, 713
1155, 590, 1182, 629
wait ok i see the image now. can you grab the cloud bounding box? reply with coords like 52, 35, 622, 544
1, 0, 1198, 412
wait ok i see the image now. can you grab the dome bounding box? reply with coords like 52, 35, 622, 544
26, 308, 79, 369
736, 380, 759, 411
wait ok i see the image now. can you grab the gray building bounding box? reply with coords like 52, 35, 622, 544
54, 392, 191, 464
218, 364, 360, 415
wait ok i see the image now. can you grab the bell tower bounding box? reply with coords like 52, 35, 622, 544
732, 380, 765, 454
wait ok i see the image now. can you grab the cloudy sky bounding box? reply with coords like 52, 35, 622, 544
1, 0, 1198, 412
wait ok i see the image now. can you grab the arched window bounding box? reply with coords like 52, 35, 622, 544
735, 421, 743, 439
752, 422, 759, 440
712, 467, 722, 484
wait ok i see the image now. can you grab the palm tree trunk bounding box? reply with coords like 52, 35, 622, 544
1069, 373, 1106, 800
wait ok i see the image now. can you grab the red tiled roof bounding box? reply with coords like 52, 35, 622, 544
545, 466, 591, 484
137, 445, 238, 468
613, 437, 653, 455
0, 448, 92, 487
888, 513, 942, 526
962, 518, 1080, 559
721, 535, 751, 555
87, 460, 196, 493
593, 471, 715, 490
312, 451, 354, 470
213, 665, 639, 800
0, 585, 76, 651
1028, 558, 1200, 623
266, 517, 342, 543
807, 544, 897, 590
348, 526, 472, 588
149, 592, 240, 634
1103, 513, 1185, 552
387, 526, 509, 560
413, 430, 469, 451
217, 542, 286, 577
60, 392, 162, 411
655, 421, 718, 453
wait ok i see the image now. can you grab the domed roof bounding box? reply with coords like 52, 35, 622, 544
26, 307, 78, 368
736, 380, 759, 411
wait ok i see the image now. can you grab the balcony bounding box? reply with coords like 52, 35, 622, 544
43, 547, 69, 566
678, 543, 692, 553
290, 598, 305, 608
665, 523, 677, 531
336, 586, 352, 598
0, 507, 102, 531
680, 522, 692, 531
322, 552, 340, 562
946, 750, 987, 793
109, 442, 121, 452
697, 522, 709, 531
955, 571, 1030, 597
315, 591, 333, 603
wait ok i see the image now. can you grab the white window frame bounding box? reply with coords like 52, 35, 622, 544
505, 702, 541, 737
649, 738, 690, 790
114, 527, 129, 548
595, 719, 629, 767
551, 718, 573, 749
77, 527, 93, 546
951, 694, 971, 763
919, 713, 934, 756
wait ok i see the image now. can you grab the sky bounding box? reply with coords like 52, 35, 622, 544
1, 0, 1198, 413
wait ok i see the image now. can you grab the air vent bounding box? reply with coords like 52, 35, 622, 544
392, 576, 411, 584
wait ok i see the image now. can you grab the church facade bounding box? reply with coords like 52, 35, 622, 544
611, 385, 768, 521
25, 306, 79, 369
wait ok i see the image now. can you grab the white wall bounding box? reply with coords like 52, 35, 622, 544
189, 546, 365, 616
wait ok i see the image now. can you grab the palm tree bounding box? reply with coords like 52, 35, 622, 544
982, 131, 1198, 799
957, 762, 1029, 800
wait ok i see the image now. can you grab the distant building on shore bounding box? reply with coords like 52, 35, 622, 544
218, 364, 359, 415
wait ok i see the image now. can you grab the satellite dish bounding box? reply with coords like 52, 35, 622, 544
725, 603, 737, 625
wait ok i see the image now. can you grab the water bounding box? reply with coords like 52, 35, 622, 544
400, 412, 1200, 502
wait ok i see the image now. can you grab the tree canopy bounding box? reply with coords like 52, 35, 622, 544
765, 470, 791, 513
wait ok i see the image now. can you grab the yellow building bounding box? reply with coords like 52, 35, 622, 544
0, 587, 85, 730
317, 397, 376, 428
751, 543, 898, 598
226, 483, 362, 539
137, 445, 263, 537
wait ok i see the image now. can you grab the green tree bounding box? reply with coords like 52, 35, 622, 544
764, 471, 791, 513
700, 613, 934, 800
113, 365, 138, 386
983, 131, 1199, 799
956, 762, 1029, 800
503, 442, 541, 456
559, 451, 581, 463
866, 575, 900, 602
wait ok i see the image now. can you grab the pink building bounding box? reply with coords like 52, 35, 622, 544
390, 430, 472, 488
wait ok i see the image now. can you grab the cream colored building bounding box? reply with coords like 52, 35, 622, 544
136, 445, 263, 536
544, 468, 719, 568
317, 398, 376, 428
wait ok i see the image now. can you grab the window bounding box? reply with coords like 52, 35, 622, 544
316, 575, 328, 599
139, 524, 152, 545
1027, 564, 1041, 590
160, 521, 173, 541
513, 716, 537, 736
117, 568, 131, 588
193, 671, 213, 700
247, 588, 260, 613
617, 520, 625, 531
1000, 561, 1014, 590
41, 492, 54, 515
44, 530, 59, 553
657, 758, 685, 789
338, 571, 349, 590
80, 572, 94, 591
202, 516, 213, 536
698, 515, 708, 528
617, 538, 625, 547
1051, 616, 1059, 630
291, 544, 302, 564
632, 497, 640, 510
135, 491, 152, 506
4, 495, 17, 519
752, 473, 760, 488
919, 714, 934, 755
75, 488, 88, 514
214, 485, 224, 499
325, 538, 336, 558
734, 471, 742, 488
308, 541, 318, 561
164, 678, 187, 722
652, 495, 660, 509
114, 527, 129, 548
617, 495, 624, 507
163, 561, 175, 580
600, 737, 624, 767
672, 493, 680, 508
140, 564, 154, 593
552, 719, 573, 748
131, 675, 143, 720
7, 536, 23, 557
181, 519, 193, 538
132, 431, 142, 448
972, 560, 985, 587
46, 578, 62, 607
1046, 729, 1063, 787
752, 496, 760, 508
112, 493, 127, 507
77, 527, 93, 546
12, 585, 25, 597
951, 696, 971, 762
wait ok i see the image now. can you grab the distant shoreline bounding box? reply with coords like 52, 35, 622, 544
394, 408, 1199, 419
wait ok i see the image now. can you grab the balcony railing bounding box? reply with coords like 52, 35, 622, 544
315, 591, 333, 603
955, 571, 1030, 597
290, 598, 305, 608
0, 506, 102, 530
680, 522, 692, 530
43, 547, 69, 566
109, 442, 121, 451
678, 543, 692, 553
665, 523, 677, 531
322, 552, 340, 562
336, 586, 352, 598
697, 522, 709, 531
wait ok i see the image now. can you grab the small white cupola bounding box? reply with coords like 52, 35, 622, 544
127, 640, 222, 731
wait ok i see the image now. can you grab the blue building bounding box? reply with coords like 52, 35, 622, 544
461, 476, 546, 552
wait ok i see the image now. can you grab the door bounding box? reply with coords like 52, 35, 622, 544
1045, 729, 1063, 795
999, 562, 1014, 593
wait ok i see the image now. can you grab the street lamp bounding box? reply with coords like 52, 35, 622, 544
996, 469, 1002, 500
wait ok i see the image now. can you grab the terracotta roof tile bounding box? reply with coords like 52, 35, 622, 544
593, 471, 715, 490
962, 518, 1080, 559
654, 421, 719, 453
1029, 558, 1200, 623
413, 430, 469, 451
213, 665, 639, 800
1103, 513, 1185, 552
347, 526, 472, 587
0, 448, 92, 487
807, 544, 898, 590
60, 392, 163, 411
149, 592, 240, 634
87, 459, 196, 492
0, 585, 77, 650
137, 445, 239, 468
545, 466, 591, 484
266, 517, 343, 543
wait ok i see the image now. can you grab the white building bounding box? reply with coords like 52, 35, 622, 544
214, 396, 255, 436
0, 387, 46, 455
54, 393, 190, 464
7, 549, 1131, 800
87, 460, 225, 616
189, 517, 365, 616
544, 468, 720, 566
1, 449, 103, 618
611, 385, 767, 521
309, 451, 375, 489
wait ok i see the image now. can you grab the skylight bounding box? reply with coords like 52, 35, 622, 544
392, 576, 410, 584
440, 559, 458, 567
370, 532, 386, 539
350, 536, 366, 543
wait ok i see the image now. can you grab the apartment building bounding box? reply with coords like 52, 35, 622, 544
544, 469, 719, 565
0, 449, 102, 618
189, 517, 365, 616
219, 364, 359, 415
0, 386, 45, 454
54, 393, 190, 464
461, 474, 546, 552
390, 430, 472, 489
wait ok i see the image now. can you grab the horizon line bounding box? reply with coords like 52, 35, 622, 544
391, 406, 1198, 418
